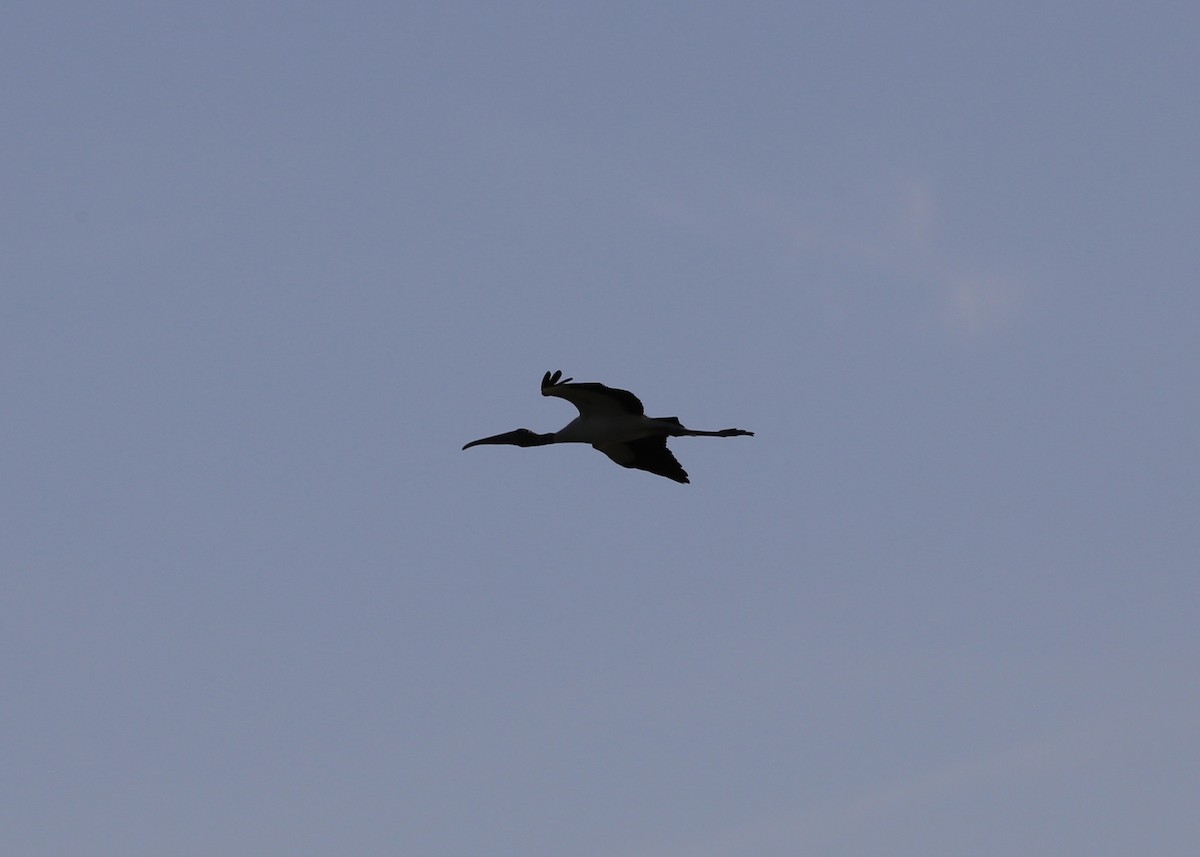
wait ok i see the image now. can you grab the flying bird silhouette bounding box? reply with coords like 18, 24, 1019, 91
462, 371, 753, 483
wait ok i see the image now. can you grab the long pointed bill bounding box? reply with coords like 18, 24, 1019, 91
462, 429, 531, 450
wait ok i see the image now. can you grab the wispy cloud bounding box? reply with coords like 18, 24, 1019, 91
790, 176, 1027, 336
638, 171, 1029, 337
783, 716, 1116, 838
603, 712, 1124, 857
936, 270, 1024, 335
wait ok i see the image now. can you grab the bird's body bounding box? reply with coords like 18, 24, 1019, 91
462, 371, 753, 483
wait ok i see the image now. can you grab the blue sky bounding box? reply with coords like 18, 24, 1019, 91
4, 3, 1198, 855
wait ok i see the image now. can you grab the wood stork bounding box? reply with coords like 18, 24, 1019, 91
462, 370, 753, 483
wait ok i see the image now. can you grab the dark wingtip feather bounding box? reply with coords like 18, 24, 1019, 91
542, 370, 573, 392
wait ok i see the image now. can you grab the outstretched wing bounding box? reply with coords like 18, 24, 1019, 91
594, 436, 690, 484
541, 369, 645, 417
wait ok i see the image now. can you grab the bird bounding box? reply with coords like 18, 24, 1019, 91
462, 370, 753, 483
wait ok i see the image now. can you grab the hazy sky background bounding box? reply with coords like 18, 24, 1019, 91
5, 3, 1198, 855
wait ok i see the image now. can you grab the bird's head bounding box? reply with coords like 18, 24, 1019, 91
462, 428, 552, 450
